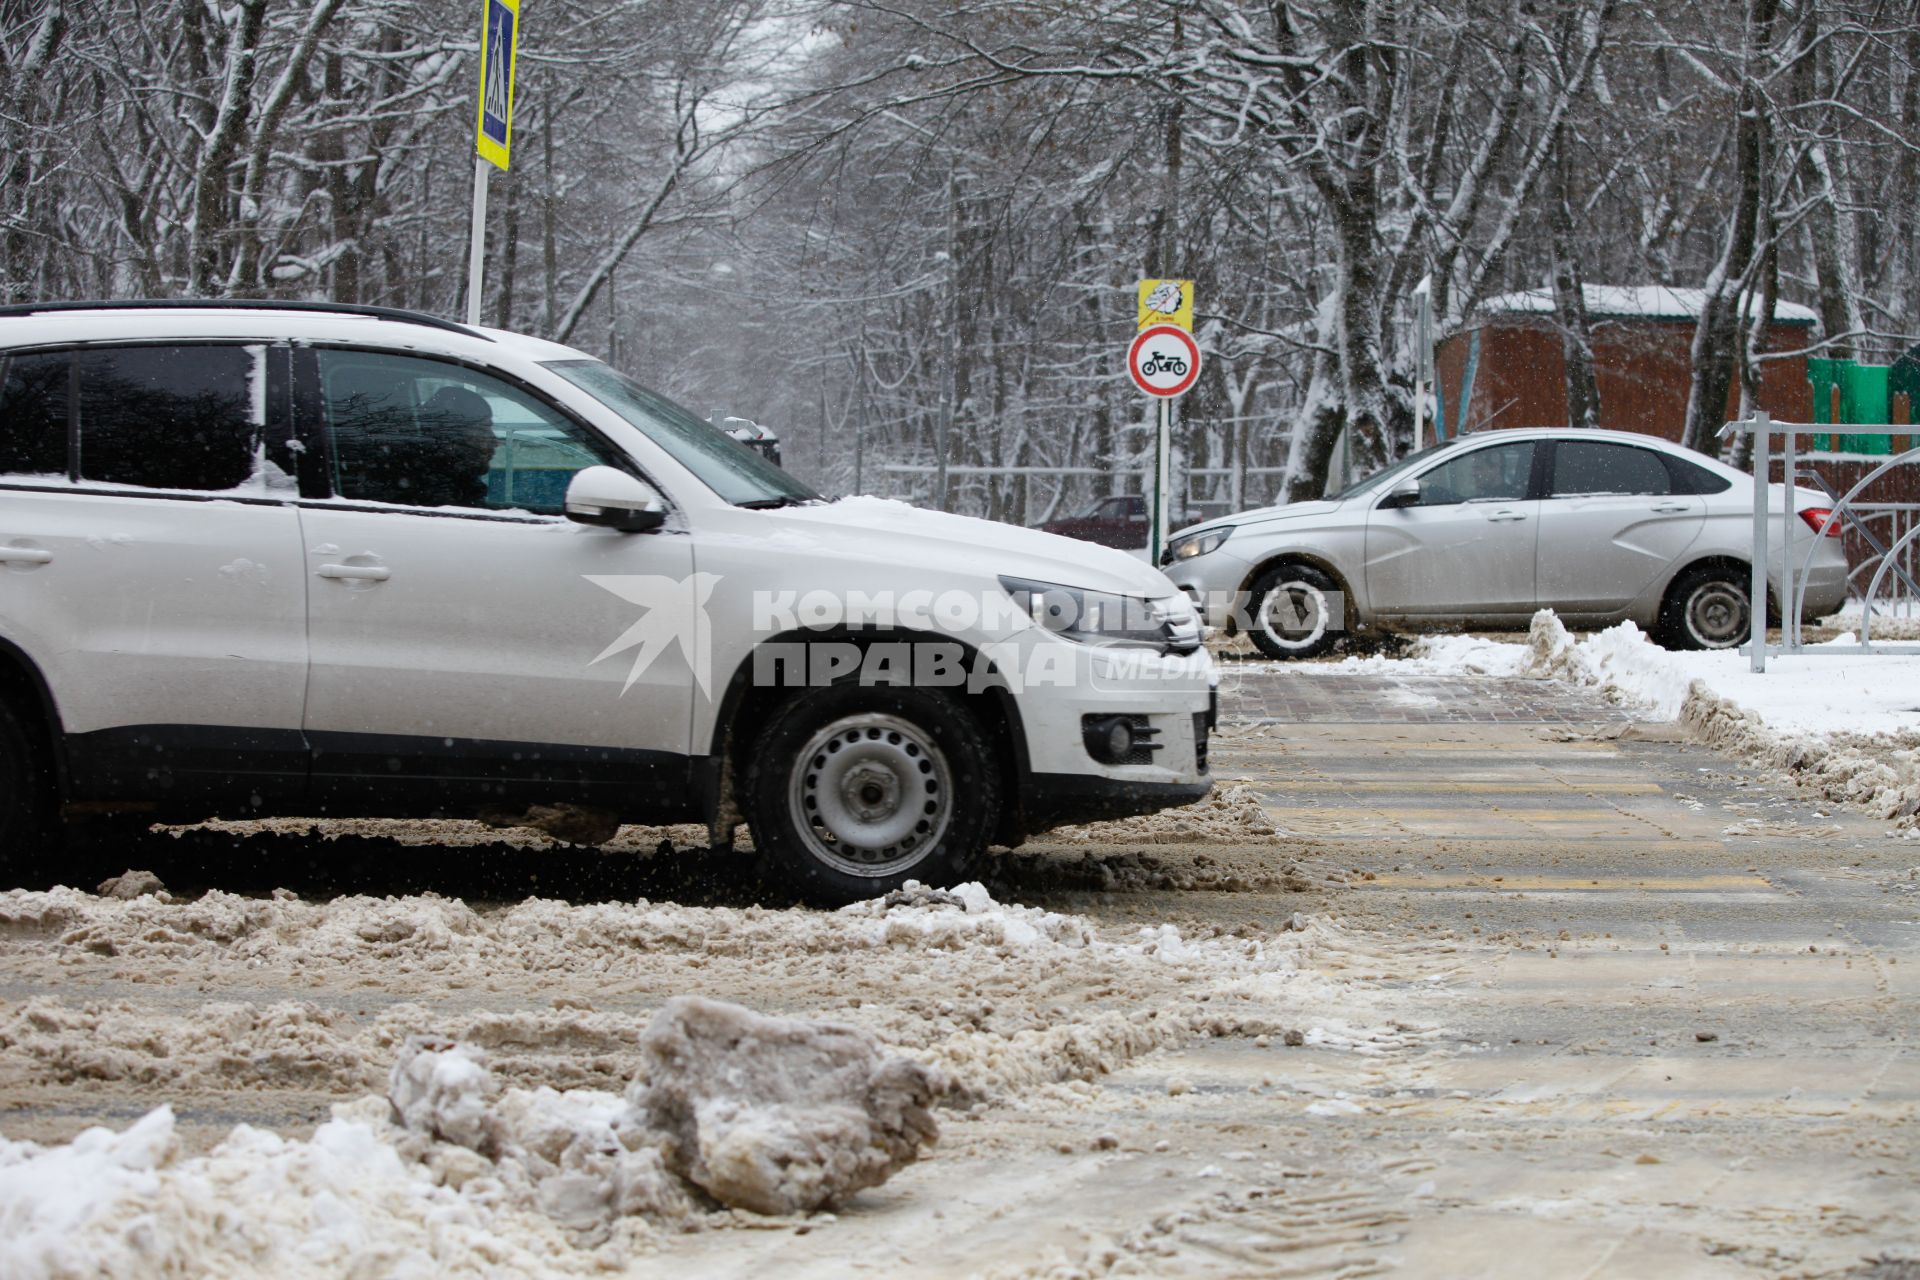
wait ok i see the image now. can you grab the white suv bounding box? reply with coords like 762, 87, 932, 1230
0, 302, 1213, 903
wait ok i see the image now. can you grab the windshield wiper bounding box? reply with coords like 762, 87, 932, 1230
735, 496, 817, 510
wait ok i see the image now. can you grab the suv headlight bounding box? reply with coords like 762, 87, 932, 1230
999, 576, 1176, 649
1162, 526, 1232, 565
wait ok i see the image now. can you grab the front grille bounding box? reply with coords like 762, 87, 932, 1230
1193, 711, 1211, 774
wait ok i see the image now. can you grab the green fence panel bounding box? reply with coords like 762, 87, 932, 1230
1840, 363, 1891, 453
1808, 356, 1842, 448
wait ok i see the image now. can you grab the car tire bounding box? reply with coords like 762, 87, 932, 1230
0, 698, 55, 880
1244, 564, 1342, 661
1658, 566, 1751, 650
745, 682, 999, 906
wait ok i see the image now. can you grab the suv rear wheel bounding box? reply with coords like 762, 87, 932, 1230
745, 682, 998, 905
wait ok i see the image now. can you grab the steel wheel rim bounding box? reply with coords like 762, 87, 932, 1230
1687, 582, 1748, 647
1259, 580, 1329, 651
787, 712, 953, 878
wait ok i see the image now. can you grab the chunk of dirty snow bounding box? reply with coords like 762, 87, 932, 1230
629, 996, 942, 1214
95, 870, 165, 900
388, 1037, 500, 1155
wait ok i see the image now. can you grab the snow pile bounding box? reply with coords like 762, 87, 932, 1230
845, 880, 1092, 949
0, 1103, 607, 1279
0, 997, 946, 1279
0, 998, 373, 1090
1522, 611, 1920, 826
1366, 632, 1534, 677
0, 881, 1331, 1106
633, 996, 941, 1215
1524, 611, 1695, 717
1045, 781, 1279, 845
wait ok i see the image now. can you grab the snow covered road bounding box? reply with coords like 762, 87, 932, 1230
3, 628, 1917, 1277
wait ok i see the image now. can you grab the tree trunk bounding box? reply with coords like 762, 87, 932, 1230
1548, 145, 1600, 429
187, 0, 268, 296
1284, 296, 1347, 503
1681, 0, 1780, 457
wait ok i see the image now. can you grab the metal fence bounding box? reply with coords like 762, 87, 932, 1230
1721, 412, 1920, 670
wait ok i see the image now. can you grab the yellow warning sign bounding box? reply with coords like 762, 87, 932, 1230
1137, 279, 1193, 332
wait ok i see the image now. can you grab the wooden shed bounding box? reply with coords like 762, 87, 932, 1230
1435, 285, 1817, 442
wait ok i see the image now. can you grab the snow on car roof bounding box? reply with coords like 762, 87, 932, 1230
1479, 285, 1819, 325
0, 305, 594, 363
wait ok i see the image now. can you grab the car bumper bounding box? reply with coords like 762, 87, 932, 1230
1162, 551, 1253, 632
1009, 640, 1215, 834
1792, 561, 1850, 620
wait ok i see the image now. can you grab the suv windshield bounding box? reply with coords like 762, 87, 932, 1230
545, 360, 821, 508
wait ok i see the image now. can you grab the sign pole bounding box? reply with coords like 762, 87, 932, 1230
1152, 397, 1171, 563
465, 155, 489, 327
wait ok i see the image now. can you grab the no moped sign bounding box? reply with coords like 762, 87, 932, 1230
1128, 324, 1201, 398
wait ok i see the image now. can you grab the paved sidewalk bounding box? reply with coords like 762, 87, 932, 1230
1217, 661, 1639, 725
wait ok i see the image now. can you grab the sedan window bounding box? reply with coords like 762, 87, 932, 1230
1550, 441, 1671, 497
1411, 442, 1536, 506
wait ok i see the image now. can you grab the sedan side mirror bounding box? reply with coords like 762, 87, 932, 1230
1378, 479, 1421, 510
564, 466, 667, 533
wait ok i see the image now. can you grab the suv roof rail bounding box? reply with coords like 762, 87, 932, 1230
0, 298, 492, 341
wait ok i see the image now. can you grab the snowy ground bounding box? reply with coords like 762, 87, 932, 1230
3, 617, 1916, 1276
1260, 612, 1920, 829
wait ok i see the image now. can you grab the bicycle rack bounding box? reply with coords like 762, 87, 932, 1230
1719, 412, 1920, 670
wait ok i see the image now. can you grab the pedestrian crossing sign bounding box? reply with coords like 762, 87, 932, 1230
475, 0, 518, 171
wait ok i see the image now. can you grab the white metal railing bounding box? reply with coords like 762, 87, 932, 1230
1719, 412, 1920, 671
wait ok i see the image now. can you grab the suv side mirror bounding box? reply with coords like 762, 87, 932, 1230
1378, 479, 1421, 510
564, 466, 667, 533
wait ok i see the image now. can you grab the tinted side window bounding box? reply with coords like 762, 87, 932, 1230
77, 345, 263, 491
1413, 442, 1535, 505
318, 350, 615, 514
1550, 441, 1671, 497
1663, 451, 1733, 495
0, 352, 69, 478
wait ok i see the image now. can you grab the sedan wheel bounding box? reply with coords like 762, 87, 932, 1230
1661, 567, 1751, 650
1245, 564, 1341, 660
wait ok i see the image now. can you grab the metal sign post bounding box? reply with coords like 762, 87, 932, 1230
466, 0, 519, 327
465, 158, 489, 327
1154, 398, 1173, 561
1748, 410, 1770, 673
1412, 274, 1434, 449
1133, 279, 1198, 563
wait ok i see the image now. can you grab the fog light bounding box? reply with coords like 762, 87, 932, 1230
1082, 714, 1159, 764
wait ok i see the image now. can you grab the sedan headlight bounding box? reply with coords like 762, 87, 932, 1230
1161, 526, 1232, 565
999, 576, 1177, 649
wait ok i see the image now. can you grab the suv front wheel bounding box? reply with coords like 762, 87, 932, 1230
745, 682, 999, 905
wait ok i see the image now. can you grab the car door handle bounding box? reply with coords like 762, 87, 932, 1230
1650, 503, 1692, 513
0, 547, 53, 564
317, 563, 391, 582
1485, 510, 1528, 522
